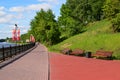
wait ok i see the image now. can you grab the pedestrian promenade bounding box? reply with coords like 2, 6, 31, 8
0, 44, 49, 80
50, 52, 120, 80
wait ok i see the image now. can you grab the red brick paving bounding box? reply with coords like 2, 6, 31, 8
0, 44, 49, 80
50, 52, 120, 80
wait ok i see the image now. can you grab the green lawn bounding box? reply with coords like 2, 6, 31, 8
49, 19, 120, 59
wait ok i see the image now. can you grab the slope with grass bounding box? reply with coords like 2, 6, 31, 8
49, 20, 120, 59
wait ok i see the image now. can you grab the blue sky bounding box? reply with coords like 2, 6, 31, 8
0, 0, 66, 39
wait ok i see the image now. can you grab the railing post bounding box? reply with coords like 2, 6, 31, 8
20, 45, 22, 52
24, 44, 26, 51
19, 45, 21, 54
16, 46, 18, 54
15, 45, 16, 55
2, 46, 5, 61
22, 44, 24, 52
10, 45, 12, 58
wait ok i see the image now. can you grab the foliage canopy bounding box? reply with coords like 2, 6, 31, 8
58, 0, 104, 38
30, 9, 60, 45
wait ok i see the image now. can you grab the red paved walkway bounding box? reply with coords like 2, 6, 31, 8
0, 44, 49, 80
50, 52, 120, 80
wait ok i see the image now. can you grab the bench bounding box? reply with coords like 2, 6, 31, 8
61, 48, 72, 55
93, 50, 113, 59
70, 49, 85, 56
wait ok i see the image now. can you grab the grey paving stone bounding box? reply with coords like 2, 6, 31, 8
0, 44, 49, 80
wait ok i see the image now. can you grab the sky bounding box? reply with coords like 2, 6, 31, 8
0, 0, 66, 39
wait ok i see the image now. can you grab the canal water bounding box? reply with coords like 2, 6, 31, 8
0, 42, 16, 48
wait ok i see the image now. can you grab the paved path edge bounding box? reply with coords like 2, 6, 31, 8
0, 44, 38, 69
43, 45, 50, 80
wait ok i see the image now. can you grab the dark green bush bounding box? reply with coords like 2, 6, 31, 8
111, 13, 120, 32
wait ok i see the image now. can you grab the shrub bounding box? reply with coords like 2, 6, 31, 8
111, 13, 120, 32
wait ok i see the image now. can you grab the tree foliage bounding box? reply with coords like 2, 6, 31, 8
111, 13, 120, 32
21, 33, 30, 42
58, 0, 104, 38
89, 0, 104, 20
0, 39, 5, 42
102, 0, 120, 32
102, 0, 120, 19
30, 9, 60, 45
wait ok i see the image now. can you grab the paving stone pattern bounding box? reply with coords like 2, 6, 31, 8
0, 44, 49, 80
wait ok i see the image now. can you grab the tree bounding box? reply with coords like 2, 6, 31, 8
58, 0, 104, 38
58, 0, 84, 38
89, 0, 104, 20
102, 0, 120, 19
30, 9, 60, 45
111, 13, 120, 32
0, 39, 5, 42
21, 33, 30, 42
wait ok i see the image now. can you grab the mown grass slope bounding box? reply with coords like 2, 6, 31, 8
49, 19, 120, 59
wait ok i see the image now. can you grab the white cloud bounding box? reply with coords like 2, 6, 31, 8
9, 6, 25, 12
0, 6, 14, 24
9, 3, 52, 13
15, 14, 24, 19
0, 17, 10, 24
5, 2, 54, 25
0, 14, 16, 24
0, 11, 6, 16
0, 6, 6, 17
22, 29, 28, 33
27, 3, 51, 11
0, 6, 5, 11
0, 13, 24, 24
5, 14, 14, 19
0, 30, 11, 34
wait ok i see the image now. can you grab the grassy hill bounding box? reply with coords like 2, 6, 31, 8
49, 19, 120, 59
